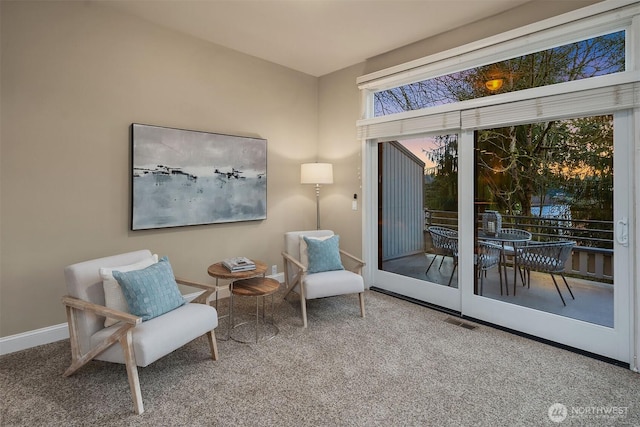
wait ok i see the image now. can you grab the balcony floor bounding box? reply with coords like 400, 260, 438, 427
382, 253, 614, 327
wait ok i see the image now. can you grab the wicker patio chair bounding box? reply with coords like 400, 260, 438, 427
516, 240, 576, 306
426, 226, 459, 286
500, 227, 533, 287
476, 240, 503, 296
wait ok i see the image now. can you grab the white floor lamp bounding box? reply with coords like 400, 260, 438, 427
301, 163, 333, 229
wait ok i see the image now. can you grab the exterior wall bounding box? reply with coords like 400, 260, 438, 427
0, 1, 318, 337
381, 142, 425, 261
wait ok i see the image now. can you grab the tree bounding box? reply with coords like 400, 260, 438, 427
380, 31, 622, 228
424, 134, 458, 212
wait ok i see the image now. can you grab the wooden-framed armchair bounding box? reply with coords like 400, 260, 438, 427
62, 250, 219, 414
282, 230, 365, 328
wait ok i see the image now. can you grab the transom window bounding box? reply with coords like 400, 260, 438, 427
373, 31, 625, 117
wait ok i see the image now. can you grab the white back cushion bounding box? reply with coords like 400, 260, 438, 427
99, 254, 158, 327
284, 230, 334, 262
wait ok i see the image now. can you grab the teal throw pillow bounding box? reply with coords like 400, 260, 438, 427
113, 256, 185, 321
303, 235, 344, 274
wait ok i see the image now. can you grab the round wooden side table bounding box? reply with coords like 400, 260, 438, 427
207, 260, 267, 340
230, 276, 280, 344
207, 260, 267, 280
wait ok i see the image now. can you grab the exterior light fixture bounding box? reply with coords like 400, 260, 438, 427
485, 78, 504, 91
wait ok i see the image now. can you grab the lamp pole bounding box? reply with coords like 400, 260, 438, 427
315, 183, 321, 229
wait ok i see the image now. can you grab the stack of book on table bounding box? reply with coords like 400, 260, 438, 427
222, 256, 256, 272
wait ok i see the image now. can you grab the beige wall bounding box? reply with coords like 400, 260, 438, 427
317, 63, 367, 258
0, 1, 319, 336
365, 0, 602, 75
1, 0, 598, 338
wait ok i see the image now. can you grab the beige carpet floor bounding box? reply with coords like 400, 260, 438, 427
1, 289, 639, 426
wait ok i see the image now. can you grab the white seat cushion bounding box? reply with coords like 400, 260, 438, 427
92, 303, 218, 367
303, 270, 364, 300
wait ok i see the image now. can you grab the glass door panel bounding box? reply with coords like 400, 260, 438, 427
461, 112, 631, 363
374, 135, 460, 311
473, 115, 614, 327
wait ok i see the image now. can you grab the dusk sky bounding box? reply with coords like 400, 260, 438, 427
399, 137, 438, 172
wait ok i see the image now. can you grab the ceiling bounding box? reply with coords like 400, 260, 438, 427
104, 0, 532, 77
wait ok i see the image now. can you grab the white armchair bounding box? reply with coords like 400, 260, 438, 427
61, 250, 219, 414
282, 230, 365, 328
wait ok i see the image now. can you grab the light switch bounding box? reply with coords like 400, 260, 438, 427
352, 200, 358, 211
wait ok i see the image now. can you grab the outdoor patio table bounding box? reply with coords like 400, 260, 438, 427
478, 230, 531, 295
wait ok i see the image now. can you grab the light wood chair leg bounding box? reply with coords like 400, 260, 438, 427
300, 296, 308, 328
298, 281, 308, 328
207, 330, 219, 361
65, 306, 81, 365
359, 292, 365, 318
119, 331, 144, 415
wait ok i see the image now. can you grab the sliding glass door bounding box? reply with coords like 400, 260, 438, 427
460, 111, 631, 362
361, 4, 637, 364
368, 111, 631, 362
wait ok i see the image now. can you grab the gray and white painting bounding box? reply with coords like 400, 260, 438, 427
131, 124, 267, 230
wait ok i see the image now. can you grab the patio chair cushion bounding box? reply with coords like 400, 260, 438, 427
99, 254, 158, 327
113, 257, 185, 321
303, 235, 344, 273
91, 302, 218, 367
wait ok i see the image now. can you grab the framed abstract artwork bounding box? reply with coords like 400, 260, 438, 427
130, 123, 267, 230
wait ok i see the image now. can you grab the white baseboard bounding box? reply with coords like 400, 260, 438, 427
0, 323, 70, 356
0, 272, 286, 356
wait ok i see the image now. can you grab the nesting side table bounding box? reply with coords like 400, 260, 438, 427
231, 277, 280, 343
207, 260, 267, 340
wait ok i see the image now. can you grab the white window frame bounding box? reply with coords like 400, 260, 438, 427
358, 0, 640, 128
358, 0, 640, 369
358, 0, 639, 91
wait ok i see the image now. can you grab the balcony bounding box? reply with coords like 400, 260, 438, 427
381, 209, 615, 327
425, 209, 614, 282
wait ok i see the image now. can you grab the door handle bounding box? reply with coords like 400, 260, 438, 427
616, 217, 628, 247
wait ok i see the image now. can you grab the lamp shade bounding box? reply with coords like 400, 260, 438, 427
301, 163, 333, 185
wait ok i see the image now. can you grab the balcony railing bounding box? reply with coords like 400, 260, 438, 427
424, 209, 614, 283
